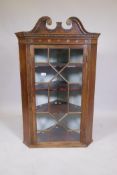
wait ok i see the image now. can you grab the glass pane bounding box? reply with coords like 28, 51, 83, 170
36, 88, 48, 112
37, 113, 80, 142
70, 49, 83, 63
35, 49, 48, 63
49, 75, 68, 118
61, 66, 82, 84
36, 113, 57, 131
49, 49, 69, 71
35, 65, 57, 83
69, 84, 81, 112
34, 48, 83, 143
60, 114, 81, 132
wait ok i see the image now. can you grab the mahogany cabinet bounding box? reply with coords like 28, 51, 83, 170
15, 16, 100, 147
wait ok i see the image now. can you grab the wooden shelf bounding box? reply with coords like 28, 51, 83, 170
36, 100, 81, 113
35, 62, 82, 68
37, 125, 80, 142
35, 63, 49, 67
35, 82, 81, 92
68, 63, 82, 68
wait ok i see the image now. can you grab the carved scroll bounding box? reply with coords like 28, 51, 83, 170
16, 16, 100, 37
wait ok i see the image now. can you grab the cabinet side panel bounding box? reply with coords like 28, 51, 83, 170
80, 45, 89, 144
18, 43, 31, 145
86, 44, 98, 144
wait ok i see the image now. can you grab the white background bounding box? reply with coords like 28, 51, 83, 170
0, 0, 117, 175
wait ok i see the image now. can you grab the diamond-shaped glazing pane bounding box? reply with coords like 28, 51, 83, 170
61, 66, 82, 84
